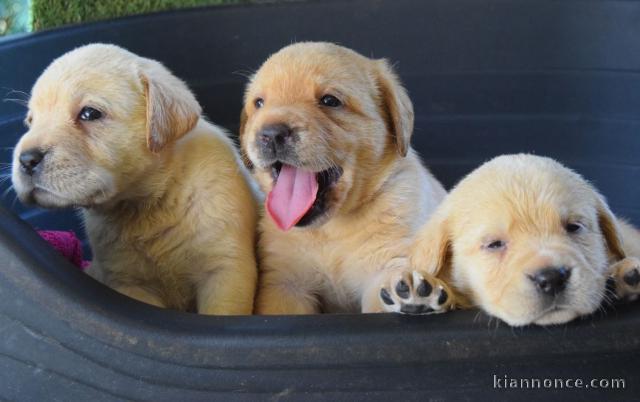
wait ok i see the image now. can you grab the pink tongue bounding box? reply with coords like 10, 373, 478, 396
266, 164, 319, 231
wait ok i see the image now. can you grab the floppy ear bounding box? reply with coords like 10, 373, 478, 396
375, 59, 414, 157
596, 193, 626, 261
238, 107, 253, 170
140, 60, 201, 153
410, 209, 453, 278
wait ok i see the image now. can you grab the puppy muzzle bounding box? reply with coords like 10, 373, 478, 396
256, 123, 300, 166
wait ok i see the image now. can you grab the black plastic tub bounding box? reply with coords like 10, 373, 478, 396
1, 1, 639, 400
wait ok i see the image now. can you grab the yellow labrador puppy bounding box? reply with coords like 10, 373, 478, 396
377, 154, 640, 325
12, 44, 258, 314
240, 42, 446, 314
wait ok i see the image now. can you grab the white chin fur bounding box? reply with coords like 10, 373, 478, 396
30, 187, 75, 208
490, 307, 581, 327
532, 309, 579, 326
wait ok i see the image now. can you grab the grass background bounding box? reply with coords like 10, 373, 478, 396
31, 0, 247, 31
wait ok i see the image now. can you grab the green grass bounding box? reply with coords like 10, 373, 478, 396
32, 0, 246, 31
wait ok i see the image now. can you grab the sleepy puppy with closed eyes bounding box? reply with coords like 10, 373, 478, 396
240, 42, 447, 314
12, 44, 258, 314
378, 154, 640, 325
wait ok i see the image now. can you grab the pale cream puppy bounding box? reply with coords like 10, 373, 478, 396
12, 44, 258, 314
240, 42, 447, 314
377, 154, 640, 325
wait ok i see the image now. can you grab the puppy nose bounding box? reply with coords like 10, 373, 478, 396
258, 124, 292, 146
529, 267, 571, 295
19, 149, 45, 175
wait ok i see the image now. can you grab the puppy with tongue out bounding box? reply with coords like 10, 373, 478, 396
240, 42, 446, 314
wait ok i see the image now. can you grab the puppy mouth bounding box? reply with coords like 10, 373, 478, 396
21, 183, 105, 209
532, 305, 577, 325
25, 186, 75, 208
266, 161, 343, 231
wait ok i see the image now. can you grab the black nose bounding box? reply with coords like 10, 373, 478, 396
529, 267, 571, 295
258, 123, 293, 146
19, 149, 45, 175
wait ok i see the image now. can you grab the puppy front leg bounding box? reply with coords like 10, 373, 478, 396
255, 254, 320, 314
255, 280, 320, 315
197, 253, 257, 316
115, 285, 167, 308
361, 258, 455, 314
87, 262, 166, 307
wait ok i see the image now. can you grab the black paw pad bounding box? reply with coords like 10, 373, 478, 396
380, 288, 395, 305
624, 268, 640, 287
400, 304, 434, 315
416, 279, 432, 297
437, 288, 448, 305
395, 280, 410, 299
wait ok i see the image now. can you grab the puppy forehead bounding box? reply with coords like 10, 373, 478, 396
249, 43, 374, 96
30, 45, 142, 110
453, 155, 598, 235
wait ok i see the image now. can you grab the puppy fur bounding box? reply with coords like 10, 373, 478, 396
378, 154, 640, 325
12, 44, 258, 314
240, 42, 446, 314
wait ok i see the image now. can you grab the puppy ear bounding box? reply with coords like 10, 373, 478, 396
596, 193, 626, 261
375, 59, 414, 157
140, 61, 201, 153
410, 210, 453, 277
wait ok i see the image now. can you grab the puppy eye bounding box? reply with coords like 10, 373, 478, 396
485, 240, 506, 251
78, 107, 103, 122
24, 115, 33, 127
254, 98, 264, 109
565, 222, 583, 234
320, 94, 342, 108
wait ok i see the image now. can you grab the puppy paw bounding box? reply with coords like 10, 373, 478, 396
379, 270, 454, 314
612, 257, 640, 301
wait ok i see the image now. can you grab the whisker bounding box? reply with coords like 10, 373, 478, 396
1, 185, 15, 200
10, 193, 19, 210
492, 317, 501, 335
3, 98, 28, 107
3, 89, 30, 98
472, 310, 483, 324
232, 69, 256, 80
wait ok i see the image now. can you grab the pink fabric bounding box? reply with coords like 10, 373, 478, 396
38, 230, 90, 270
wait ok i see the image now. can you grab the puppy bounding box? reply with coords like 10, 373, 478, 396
12, 44, 258, 314
377, 154, 640, 325
240, 42, 446, 314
